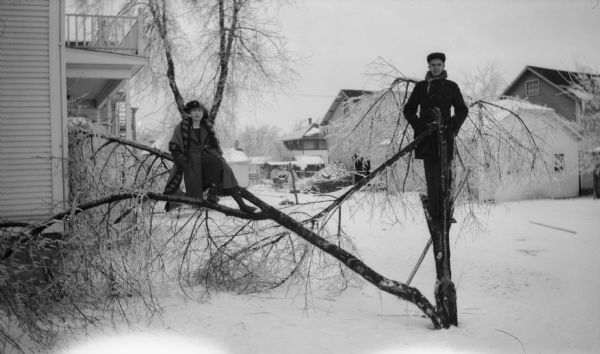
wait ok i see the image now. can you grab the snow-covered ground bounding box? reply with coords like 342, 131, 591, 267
57, 192, 600, 354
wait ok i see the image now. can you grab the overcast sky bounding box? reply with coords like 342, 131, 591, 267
132, 0, 600, 136
230, 0, 600, 132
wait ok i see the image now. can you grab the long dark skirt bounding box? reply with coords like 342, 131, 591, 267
182, 146, 239, 199
201, 148, 239, 192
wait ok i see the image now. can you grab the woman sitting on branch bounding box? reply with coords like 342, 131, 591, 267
163, 100, 257, 213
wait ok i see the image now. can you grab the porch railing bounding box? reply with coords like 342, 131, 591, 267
65, 14, 144, 56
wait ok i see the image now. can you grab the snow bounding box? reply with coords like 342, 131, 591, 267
222, 148, 250, 163
480, 98, 554, 123
53, 193, 600, 354
249, 156, 272, 165
304, 126, 322, 137
293, 155, 325, 169
568, 88, 595, 101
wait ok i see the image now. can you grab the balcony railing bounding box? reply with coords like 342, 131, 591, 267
65, 14, 144, 55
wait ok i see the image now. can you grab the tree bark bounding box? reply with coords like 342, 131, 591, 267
430, 108, 457, 328
209, 0, 241, 123
148, 0, 186, 115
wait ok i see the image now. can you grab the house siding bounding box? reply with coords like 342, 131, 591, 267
323, 103, 354, 169
507, 72, 577, 122
0, 0, 65, 221
478, 108, 581, 201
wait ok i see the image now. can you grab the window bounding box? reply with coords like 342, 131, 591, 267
526, 80, 540, 96
554, 153, 565, 173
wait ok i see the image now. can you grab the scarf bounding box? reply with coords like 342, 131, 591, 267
163, 115, 192, 205
425, 70, 448, 94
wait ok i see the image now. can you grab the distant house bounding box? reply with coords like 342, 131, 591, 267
472, 99, 583, 201
502, 65, 598, 124
320, 89, 373, 169
503, 66, 600, 192
0, 1, 147, 223
222, 148, 250, 188
281, 118, 328, 163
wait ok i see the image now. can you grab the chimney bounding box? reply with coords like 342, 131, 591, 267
308, 117, 312, 125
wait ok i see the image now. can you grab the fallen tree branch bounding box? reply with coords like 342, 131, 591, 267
7, 192, 269, 236
239, 188, 442, 328
4, 187, 442, 328
73, 129, 173, 161
27, 126, 447, 326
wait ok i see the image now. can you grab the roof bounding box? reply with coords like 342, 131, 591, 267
321, 89, 374, 125
294, 155, 325, 167
222, 148, 249, 163
249, 156, 272, 164
503, 65, 598, 99
340, 89, 373, 98
263, 155, 325, 170
473, 98, 583, 142
281, 123, 324, 142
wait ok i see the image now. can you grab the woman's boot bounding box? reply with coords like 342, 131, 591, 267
207, 184, 220, 204
228, 188, 257, 213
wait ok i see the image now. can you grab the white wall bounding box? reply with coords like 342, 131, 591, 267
324, 103, 354, 169
229, 162, 250, 188
478, 109, 580, 201
0, 0, 66, 221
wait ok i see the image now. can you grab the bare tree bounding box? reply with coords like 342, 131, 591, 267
569, 65, 600, 174
326, 58, 546, 326
116, 0, 295, 147
236, 124, 285, 158
1, 5, 549, 352
460, 61, 507, 101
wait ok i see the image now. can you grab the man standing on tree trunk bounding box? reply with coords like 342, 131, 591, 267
402, 52, 469, 224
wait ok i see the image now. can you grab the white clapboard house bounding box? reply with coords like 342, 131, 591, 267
469, 99, 583, 202
0, 0, 147, 223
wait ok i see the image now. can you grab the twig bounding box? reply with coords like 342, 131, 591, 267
496, 328, 527, 354
529, 221, 576, 234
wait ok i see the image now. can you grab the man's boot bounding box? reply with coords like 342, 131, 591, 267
229, 188, 257, 213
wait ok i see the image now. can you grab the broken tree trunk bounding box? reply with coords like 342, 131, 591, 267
429, 108, 457, 328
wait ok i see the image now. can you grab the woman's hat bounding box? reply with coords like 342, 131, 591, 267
184, 100, 203, 112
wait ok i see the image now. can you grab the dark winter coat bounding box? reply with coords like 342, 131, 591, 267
164, 118, 239, 200
402, 74, 469, 160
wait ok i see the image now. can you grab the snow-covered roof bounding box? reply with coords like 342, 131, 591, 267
471, 98, 583, 142
484, 98, 554, 122
282, 123, 323, 142
304, 126, 321, 137
222, 148, 249, 163
263, 156, 325, 170
294, 155, 325, 167
265, 161, 293, 166
249, 156, 272, 164
503, 65, 599, 99
321, 89, 374, 125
